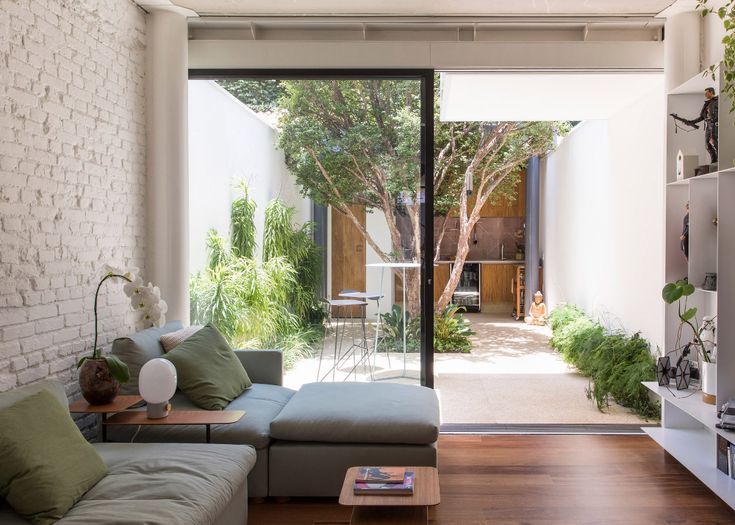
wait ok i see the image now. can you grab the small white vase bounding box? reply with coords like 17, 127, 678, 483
701, 361, 717, 405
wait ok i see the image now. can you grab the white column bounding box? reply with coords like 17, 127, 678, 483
146, 9, 190, 324
664, 11, 702, 92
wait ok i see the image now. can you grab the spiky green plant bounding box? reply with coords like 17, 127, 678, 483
263, 199, 323, 324
434, 304, 475, 353
190, 183, 325, 368
231, 181, 257, 259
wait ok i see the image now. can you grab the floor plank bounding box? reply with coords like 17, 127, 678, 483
249, 435, 735, 524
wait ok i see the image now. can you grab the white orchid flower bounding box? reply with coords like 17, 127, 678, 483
123, 276, 144, 298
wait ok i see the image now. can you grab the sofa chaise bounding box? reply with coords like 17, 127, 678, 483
108, 322, 441, 498
0, 380, 256, 525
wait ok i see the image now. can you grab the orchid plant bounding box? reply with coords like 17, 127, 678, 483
77, 265, 168, 383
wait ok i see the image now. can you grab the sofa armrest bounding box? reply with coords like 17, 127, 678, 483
234, 349, 283, 386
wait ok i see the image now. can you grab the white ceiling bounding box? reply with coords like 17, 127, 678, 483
439, 72, 663, 121
165, 0, 677, 17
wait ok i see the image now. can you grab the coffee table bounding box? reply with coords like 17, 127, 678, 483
339, 466, 440, 524
104, 409, 245, 443
69, 395, 143, 442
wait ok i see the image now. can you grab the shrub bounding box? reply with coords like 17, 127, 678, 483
378, 304, 474, 353
548, 305, 660, 420
434, 304, 475, 353
190, 184, 324, 369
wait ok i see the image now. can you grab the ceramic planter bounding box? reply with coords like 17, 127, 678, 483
701, 361, 717, 405
79, 358, 119, 405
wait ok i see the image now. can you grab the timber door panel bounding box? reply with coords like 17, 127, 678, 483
331, 205, 366, 317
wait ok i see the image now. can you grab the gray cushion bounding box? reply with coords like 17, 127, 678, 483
111, 321, 182, 395
0, 380, 67, 411
59, 443, 255, 525
270, 382, 440, 445
106, 383, 295, 449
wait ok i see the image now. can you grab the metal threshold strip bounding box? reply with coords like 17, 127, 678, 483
440, 423, 658, 435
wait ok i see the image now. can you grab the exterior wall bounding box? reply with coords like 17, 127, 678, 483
541, 79, 666, 350
188, 80, 310, 273
0, 0, 146, 418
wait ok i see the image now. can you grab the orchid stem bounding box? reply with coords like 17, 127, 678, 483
92, 273, 132, 359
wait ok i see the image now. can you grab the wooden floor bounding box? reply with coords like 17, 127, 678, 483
249, 435, 735, 525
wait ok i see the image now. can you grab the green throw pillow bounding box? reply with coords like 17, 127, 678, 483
163, 323, 252, 410
0, 389, 107, 525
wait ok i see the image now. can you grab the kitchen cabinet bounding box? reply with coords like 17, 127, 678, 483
480, 264, 517, 312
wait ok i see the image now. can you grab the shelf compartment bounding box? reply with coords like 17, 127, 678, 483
643, 426, 735, 510
688, 177, 718, 288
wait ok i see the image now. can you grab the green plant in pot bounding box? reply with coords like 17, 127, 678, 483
661, 279, 717, 400
77, 267, 168, 405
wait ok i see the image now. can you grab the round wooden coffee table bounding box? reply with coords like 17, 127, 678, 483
339, 466, 440, 524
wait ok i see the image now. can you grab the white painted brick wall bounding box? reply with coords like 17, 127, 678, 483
0, 0, 147, 428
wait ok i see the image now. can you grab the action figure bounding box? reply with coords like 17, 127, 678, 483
671, 87, 719, 164
680, 201, 689, 260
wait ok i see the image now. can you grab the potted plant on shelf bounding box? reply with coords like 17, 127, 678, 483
661, 279, 718, 403
77, 266, 168, 405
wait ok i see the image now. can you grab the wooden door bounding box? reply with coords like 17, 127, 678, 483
331, 205, 366, 317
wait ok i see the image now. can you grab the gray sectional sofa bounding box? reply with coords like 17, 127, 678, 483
0, 381, 255, 525
109, 322, 441, 498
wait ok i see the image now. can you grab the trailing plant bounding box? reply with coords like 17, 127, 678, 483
698, 0, 735, 113
661, 279, 717, 363
549, 305, 660, 420
434, 304, 475, 353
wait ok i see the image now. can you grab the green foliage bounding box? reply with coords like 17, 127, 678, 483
698, 1, 735, 113
263, 199, 323, 324
190, 183, 323, 368
379, 305, 420, 352
230, 182, 257, 259
661, 279, 714, 362
433, 304, 475, 353
548, 303, 585, 332
378, 303, 474, 353
217, 79, 286, 113
549, 305, 660, 420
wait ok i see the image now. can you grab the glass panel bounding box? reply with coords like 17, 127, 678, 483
187, 77, 424, 387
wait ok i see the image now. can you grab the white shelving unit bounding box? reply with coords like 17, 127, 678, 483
650, 65, 735, 510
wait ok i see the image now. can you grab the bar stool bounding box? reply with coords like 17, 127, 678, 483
317, 298, 372, 382
338, 290, 390, 369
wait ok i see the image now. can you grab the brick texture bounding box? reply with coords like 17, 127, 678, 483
0, 0, 146, 434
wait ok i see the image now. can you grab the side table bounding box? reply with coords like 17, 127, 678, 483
339, 466, 440, 524
69, 395, 143, 442
104, 409, 245, 443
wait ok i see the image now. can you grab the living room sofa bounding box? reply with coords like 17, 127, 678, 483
0, 380, 256, 525
109, 322, 441, 498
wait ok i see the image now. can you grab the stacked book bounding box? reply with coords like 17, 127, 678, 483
353, 467, 415, 495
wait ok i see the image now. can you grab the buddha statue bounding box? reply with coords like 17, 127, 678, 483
525, 291, 547, 326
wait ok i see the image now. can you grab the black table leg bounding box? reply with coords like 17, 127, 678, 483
206, 424, 211, 443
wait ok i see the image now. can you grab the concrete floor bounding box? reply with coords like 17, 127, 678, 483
283, 312, 648, 425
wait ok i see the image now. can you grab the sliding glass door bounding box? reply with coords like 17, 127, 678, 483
187, 70, 434, 388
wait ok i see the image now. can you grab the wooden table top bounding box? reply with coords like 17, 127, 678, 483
339, 467, 440, 507
104, 409, 245, 426
69, 395, 143, 414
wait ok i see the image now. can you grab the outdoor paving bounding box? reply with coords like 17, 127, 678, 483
283, 312, 650, 426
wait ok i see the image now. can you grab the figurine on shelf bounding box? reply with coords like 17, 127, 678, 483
680, 201, 689, 260
670, 87, 719, 164
525, 291, 547, 326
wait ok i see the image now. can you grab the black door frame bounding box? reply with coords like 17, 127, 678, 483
188, 69, 435, 388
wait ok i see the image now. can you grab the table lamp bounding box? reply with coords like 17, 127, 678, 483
139, 358, 177, 418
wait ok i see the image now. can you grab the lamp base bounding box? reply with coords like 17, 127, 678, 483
146, 402, 171, 419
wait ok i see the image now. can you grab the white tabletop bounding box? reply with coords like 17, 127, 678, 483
366, 262, 420, 269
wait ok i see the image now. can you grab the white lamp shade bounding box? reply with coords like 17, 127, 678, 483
139, 358, 177, 404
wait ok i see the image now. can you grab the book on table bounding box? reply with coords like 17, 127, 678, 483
353, 471, 415, 495
355, 467, 408, 484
